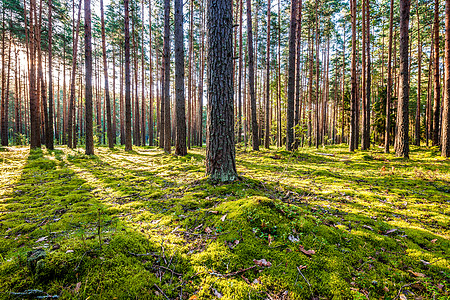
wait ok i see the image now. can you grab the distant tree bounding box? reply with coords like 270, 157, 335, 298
286, 0, 297, 151
206, 0, 238, 182
432, 0, 440, 146
246, 0, 258, 151
163, 0, 171, 153
349, 0, 357, 152
385, 0, 394, 153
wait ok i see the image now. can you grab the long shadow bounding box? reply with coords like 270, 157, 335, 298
0, 148, 193, 299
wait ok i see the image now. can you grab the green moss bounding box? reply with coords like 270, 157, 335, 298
0, 145, 448, 299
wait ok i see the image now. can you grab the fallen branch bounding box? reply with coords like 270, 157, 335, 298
128, 251, 157, 257
392, 282, 418, 300
297, 266, 313, 296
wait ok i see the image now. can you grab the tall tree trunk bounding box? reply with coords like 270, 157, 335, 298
237, 0, 243, 144
432, 0, 440, 146
415, 4, 421, 146
84, 0, 94, 155
264, 0, 271, 149
28, 0, 41, 148
47, 0, 54, 149
442, 0, 450, 157
163, 0, 171, 153
206, 0, 237, 182
100, 0, 113, 149
198, 0, 205, 147
277, 0, 281, 148
132, 13, 141, 146
341, 29, 346, 144
68, 0, 82, 148
148, 1, 153, 146
246, 0, 259, 151
174, 0, 187, 155
384, 0, 394, 153
395, 0, 411, 158
124, 0, 132, 151
286, 0, 298, 151
294, 0, 302, 149
141, 0, 146, 146
349, 0, 357, 152
112, 48, 117, 144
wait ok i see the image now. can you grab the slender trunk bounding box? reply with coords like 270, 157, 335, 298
141, 0, 146, 145
286, 0, 298, 151
442, 0, 450, 157
384, 0, 394, 153
68, 0, 82, 148
349, 0, 357, 152
148, 1, 153, 146
415, 4, 421, 146
264, 0, 271, 149
163, 0, 171, 153
124, 0, 132, 151
432, 0, 440, 146
100, 0, 113, 149
174, 0, 187, 155
84, 0, 94, 154
47, 0, 54, 149
395, 0, 411, 158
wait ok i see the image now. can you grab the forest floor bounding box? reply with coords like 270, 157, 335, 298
0, 144, 449, 300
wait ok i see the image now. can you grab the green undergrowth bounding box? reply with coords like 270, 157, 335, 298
0, 144, 448, 299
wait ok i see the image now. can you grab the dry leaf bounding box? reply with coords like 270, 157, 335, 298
212, 288, 222, 298
35, 236, 48, 243
188, 296, 198, 300
66, 250, 74, 253
437, 284, 444, 291
299, 245, 315, 256
386, 228, 398, 235
297, 265, 307, 270
194, 224, 203, 231
74, 282, 81, 294
383, 286, 389, 292
399, 294, 407, 300
430, 239, 437, 243
362, 225, 374, 231
253, 258, 272, 267
268, 234, 273, 246
220, 214, 227, 222
210, 211, 218, 214
205, 227, 212, 234
408, 270, 426, 277
420, 259, 430, 266
288, 235, 300, 243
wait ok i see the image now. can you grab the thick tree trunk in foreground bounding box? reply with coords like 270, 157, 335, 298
246, 0, 259, 151
29, 0, 41, 149
206, 0, 238, 182
174, 0, 187, 156
84, 0, 94, 155
442, 0, 450, 157
286, 0, 297, 151
384, 0, 394, 153
395, 0, 410, 158
124, 0, 132, 151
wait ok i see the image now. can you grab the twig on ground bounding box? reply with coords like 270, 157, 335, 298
223, 265, 257, 278
297, 266, 313, 296
154, 284, 170, 300
127, 251, 157, 257
158, 265, 182, 277
392, 282, 418, 300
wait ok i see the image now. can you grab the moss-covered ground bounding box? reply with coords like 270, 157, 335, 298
0, 145, 449, 299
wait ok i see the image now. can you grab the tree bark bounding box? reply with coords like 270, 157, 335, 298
395, 0, 411, 158
349, 0, 357, 152
264, 0, 271, 149
442, 0, 450, 157
415, 4, 421, 146
384, 0, 394, 153
84, 0, 94, 155
174, 0, 187, 156
286, 0, 298, 151
432, 0, 440, 146
206, 0, 238, 182
100, 0, 113, 149
47, 0, 54, 149
124, 0, 132, 151
163, 0, 171, 153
